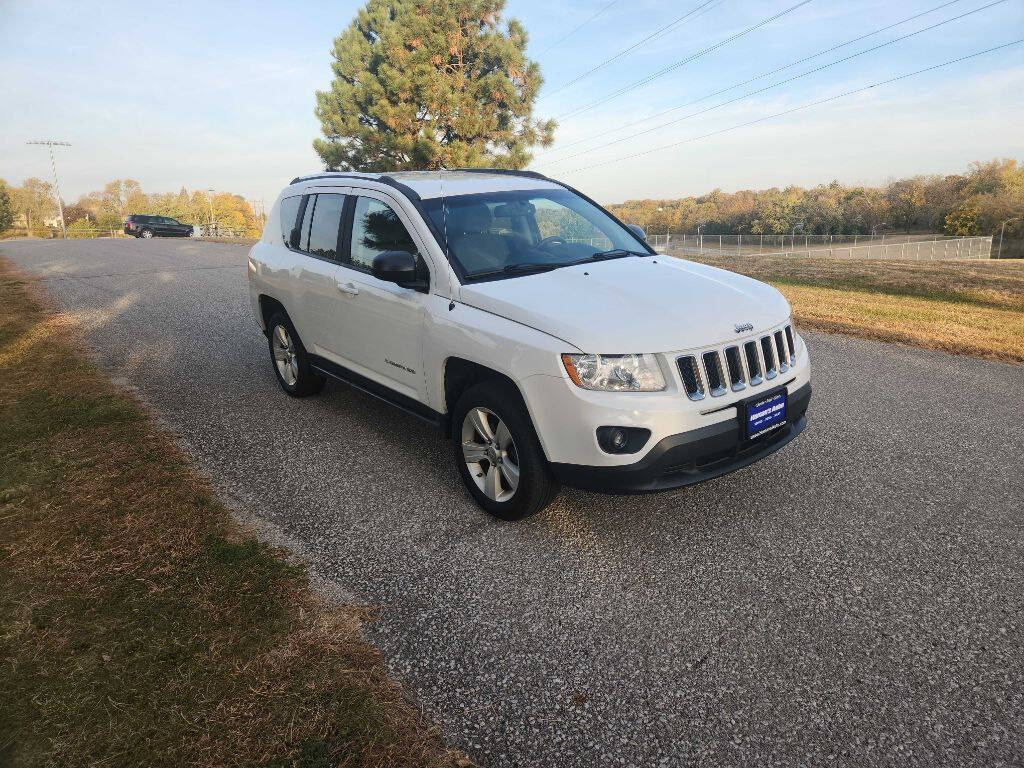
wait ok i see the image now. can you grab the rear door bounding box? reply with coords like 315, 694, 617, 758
286, 189, 350, 360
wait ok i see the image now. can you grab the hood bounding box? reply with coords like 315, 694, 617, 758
458, 257, 791, 352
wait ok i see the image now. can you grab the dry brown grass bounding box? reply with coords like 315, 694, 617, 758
688, 255, 1024, 363
0, 259, 469, 768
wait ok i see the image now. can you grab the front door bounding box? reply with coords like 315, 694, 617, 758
332, 191, 431, 403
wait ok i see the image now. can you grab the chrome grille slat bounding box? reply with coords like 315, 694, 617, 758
677, 355, 705, 401
743, 341, 763, 386
701, 351, 728, 397
760, 335, 778, 380
784, 325, 796, 364
724, 346, 746, 391
774, 330, 788, 373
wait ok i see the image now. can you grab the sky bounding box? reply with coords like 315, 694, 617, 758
0, 0, 1021, 206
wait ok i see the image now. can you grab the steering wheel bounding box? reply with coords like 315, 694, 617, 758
537, 235, 567, 249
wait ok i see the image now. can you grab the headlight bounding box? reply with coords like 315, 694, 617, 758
561, 353, 666, 392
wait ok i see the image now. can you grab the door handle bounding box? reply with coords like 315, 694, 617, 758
338, 282, 359, 296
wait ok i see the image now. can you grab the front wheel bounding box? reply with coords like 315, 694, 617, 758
452, 382, 559, 520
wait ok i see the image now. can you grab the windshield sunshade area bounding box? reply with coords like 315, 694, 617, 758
422, 188, 650, 281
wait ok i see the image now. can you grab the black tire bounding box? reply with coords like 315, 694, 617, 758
141, 228, 154, 239
266, 311, 324, 397
452, 381, 559, 520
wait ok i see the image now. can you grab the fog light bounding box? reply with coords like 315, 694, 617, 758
596, 426, 651, 454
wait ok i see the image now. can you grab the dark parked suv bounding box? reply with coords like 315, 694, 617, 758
124, 214, 194, 239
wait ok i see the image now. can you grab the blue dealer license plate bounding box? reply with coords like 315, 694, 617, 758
744, 389, 787, 440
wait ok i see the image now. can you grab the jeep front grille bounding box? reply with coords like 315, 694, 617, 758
678, 324, 796, 399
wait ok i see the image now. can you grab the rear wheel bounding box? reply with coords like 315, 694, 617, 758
141, 228, 154, 239
452, 381, 559, 520
266, 312, 324, 397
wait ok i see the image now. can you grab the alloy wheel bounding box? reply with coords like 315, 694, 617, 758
271, 324, 299, 386
461, 407, 520, 502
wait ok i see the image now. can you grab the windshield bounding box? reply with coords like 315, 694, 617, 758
422, 188, 650, 280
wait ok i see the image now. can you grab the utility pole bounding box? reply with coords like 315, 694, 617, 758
26, 140, 70, 239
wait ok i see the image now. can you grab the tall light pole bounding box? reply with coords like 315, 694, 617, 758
998, 216, 1021, 259
26, 140, 70, 239
206, 188, 216, 235
791, 222, 805, 252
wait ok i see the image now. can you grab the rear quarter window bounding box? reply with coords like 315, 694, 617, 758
278, 195, 302, 247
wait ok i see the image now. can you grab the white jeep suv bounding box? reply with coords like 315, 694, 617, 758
248, 170, 811, 519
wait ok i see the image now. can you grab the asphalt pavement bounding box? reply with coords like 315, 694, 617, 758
3, 238, 1023, 767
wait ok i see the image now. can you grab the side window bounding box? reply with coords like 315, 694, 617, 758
278, 195, 302, 248
307, 193, 345, 260
349, 197, 418, 271
298, 195, 315, 252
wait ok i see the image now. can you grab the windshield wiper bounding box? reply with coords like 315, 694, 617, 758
467, 262, 569, 280
589, 248, 650, 261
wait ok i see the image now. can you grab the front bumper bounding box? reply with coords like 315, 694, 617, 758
551, 382, 811, 493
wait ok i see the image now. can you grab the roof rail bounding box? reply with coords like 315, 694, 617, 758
289, 171, 375, 185
287, 171, 425, 202
447, 168, 549, 180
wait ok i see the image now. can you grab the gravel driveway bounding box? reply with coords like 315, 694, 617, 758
4, 238, 1023, 767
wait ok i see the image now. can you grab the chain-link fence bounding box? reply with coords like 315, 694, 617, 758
647, 233, 994, 260
1, 226, 127, 239
2, 223, 254, 240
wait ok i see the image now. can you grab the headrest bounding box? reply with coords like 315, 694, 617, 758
452, 203, 492, 235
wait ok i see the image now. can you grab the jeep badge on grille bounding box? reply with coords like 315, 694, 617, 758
734, 322, 754, 333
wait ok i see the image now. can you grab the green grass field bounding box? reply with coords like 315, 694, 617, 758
688, 254, 1024, 364
0, 259, 466, 768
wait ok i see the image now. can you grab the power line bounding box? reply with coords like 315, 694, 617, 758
536, 0, 623, 57
540, 0, 724, 100
536, 0, 968, 159
555, 0, 815, 120
537, 0, 1006, 168
563, 40, 1022, 175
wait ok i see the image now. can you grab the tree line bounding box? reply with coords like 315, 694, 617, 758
0, 178, 264, 238
606, 159, 1024, 241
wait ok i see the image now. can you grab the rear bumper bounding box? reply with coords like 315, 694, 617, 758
551, 382, 811, 493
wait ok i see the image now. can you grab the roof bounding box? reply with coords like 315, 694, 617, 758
288, 169, 563, 201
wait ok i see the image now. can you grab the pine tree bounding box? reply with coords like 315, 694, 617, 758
314, 0, 555, 171
0, 180, 13, 231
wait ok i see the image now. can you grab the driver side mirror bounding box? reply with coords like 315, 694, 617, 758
627, 224, 647, 242
372, 250, 428, 292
